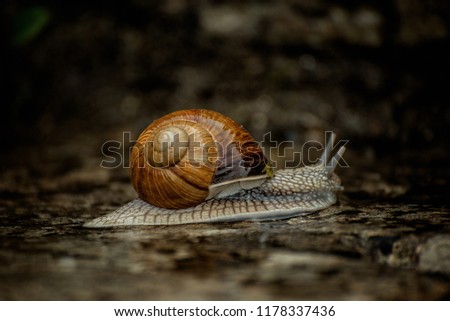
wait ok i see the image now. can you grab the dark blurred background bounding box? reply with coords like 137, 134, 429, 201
1, 0, 449, 194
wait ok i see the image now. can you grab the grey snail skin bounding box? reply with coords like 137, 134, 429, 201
84, 109, 345, 227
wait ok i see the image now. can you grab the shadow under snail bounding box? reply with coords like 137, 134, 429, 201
84, 109, 346, 227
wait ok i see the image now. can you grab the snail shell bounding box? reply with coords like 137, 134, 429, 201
130, 109, 270, 209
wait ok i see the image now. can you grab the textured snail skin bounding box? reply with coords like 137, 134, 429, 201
84, 137, 346, 227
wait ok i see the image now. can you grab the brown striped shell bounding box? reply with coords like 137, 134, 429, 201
130, 109, 269, 209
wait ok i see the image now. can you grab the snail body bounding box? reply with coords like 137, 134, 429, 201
85, 109, 345, 227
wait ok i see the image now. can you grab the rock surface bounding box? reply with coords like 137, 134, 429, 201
1, 1, 449, 300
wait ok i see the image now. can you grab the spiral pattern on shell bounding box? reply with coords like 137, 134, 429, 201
130, 109, 269, 209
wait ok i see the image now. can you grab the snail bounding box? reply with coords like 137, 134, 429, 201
84, 109, 346, 227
